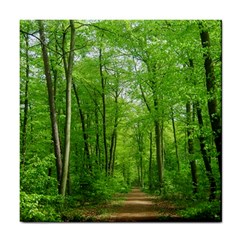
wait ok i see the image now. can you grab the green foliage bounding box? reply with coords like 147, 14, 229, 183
161, 169, 193, 199
179, 200, 221, 221
20, 191, 64, 222
20, 154, 58, 194
72, 172, 130, 204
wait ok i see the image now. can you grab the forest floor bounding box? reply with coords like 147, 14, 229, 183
62, 187, 183, 222
100, 187, 182, 222
62, 187, 221, 222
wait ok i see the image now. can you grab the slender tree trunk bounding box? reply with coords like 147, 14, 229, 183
140, 154, 143, 187
99, 48, 108, 176
111, 131, 117, 176
50, 32, 59, 101
195, 102, 216, 200
109, 129, 117, 175
199, 23, 222, 176
60, 20, 76, 196
160, 123, 164, 176
67, 168, 72, 195
149, 131, 153, 190
137, 59, 164, 189
21, 34, 29, 165
109, 92, 119, 175
171, 107, 180, 172
153, 91, 164, 190
189, 58, 216, 200
38, 20, 62, 189
137, 130, 144, 188
73, 82, 90, 162
94, 95, 101, 167
155, 120, 163, 189
186, 102, 198, 195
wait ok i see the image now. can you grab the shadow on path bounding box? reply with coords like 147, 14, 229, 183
107, 188, 162, 222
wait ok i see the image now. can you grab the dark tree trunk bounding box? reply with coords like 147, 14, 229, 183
189, 58, 216, 200
21, 33, 29, 165
195, 102, 216, 200
111, 131, 117, 176
148, 131, 153, 190
199, 23, 222, 176
137, 128, 144, 187
38, 20, 63, 189
109, 129, 117, 175
94, 95, 101, 167
99, 48, 108, 176
73, 82, 90, 162
186, 102, 198, 195
153, 91, 164, 190
171, 107, 180, 172
155, 120, 164, 189
109, 91, 119, 176
137, 58, 164, 190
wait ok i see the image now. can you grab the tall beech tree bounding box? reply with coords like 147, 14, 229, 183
38, 20, 63, 187
199, 21, 222, 175
186, 102, 198, 194
99, 48, 109, 176
189, 58, 217, 200
195, 101, 217, 200
60, 20, 76, 196
171, 107, 180, 172
20, 32, 30, 165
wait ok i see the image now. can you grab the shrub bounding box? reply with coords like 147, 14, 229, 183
179, 200, 221, 221
20, 191, 64, 222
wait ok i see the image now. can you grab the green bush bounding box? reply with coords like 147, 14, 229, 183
20, 154, 58, 195
179, 200, 221, 221
20, 191, 64, 222
72, 172, 130, 204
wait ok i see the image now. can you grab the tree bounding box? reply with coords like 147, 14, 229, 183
60, 20, 76, 196
195, 101, 217, 200
20, 31, 30, 165
199, 21, 222, 175
171, 107, 180, 172
99, 48, 109, 176
186, 102, 198, 194
38, 20, 63, 188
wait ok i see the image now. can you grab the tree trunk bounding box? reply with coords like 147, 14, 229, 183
137, 129, 144, 188
199, 23, 222, 176
109, 129, 117, 175
171, 107, 180, 172
149, 131, 153, 190
94, 94, 101, 167
189, 58, 216, 200
153, 89, 164, 190
99, 48, 108, 176
73, 82, 90, 162
111, 131, 117, 176
155, 120, 164, 189
38, 20, 63, 189
109, 92, 119, 176
195, 102, 216, 200
60, 20, 76, 196
186, 102, 198, 195
21, 33, 29, 165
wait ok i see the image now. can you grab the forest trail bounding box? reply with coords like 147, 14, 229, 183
107, 187, 178, 222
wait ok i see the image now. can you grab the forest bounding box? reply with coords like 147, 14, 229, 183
20, 20, 222, 222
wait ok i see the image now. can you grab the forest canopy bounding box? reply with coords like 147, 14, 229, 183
20, 20, 222, 222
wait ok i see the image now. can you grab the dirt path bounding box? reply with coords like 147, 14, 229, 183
108, 188, 162, 222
